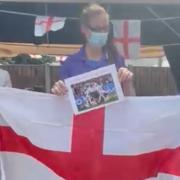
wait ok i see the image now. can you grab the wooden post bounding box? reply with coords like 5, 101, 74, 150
45, 63, 51, 93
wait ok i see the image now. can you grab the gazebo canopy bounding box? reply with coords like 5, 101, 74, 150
1, 0, 180, 4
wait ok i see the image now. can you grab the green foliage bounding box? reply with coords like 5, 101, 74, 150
0, 54, 56, 65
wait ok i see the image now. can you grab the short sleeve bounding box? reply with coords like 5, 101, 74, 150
4, 71, 12, 87
59, 57, 72, 81
115, 55, 125, 70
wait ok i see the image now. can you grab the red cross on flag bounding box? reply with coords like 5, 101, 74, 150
34, 16, 66, 37
1, 88, 180, 180
112, 20, 141, 59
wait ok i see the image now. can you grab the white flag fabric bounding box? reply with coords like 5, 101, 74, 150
112, 20, 141, 59
34, 16, 66, 37
0, 88, 180, 180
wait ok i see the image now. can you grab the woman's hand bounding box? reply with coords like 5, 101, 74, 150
51, 80, 68, 96
118, 68, 135, 96
118, 67, 133, 83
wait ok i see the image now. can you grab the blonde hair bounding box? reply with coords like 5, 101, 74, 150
80, 3, 109, 26
80, 3, 119, 64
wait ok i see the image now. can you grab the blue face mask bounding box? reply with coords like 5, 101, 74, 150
87, 31, 108, 48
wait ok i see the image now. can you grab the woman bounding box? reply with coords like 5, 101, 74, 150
52, 3, 135, 96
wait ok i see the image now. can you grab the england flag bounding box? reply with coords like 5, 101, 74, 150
0, 88, 180, 180
34, 16, 66, 37
112, 20, 141, 59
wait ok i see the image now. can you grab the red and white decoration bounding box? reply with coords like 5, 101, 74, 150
34, 16, 66, 37
1, 88, 180, 180
112, 20, 141, 59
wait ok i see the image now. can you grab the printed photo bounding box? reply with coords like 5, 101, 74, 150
65, 65, 124, 114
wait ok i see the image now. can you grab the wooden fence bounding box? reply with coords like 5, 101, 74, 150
128, 66, 177, 96
1, 64, 177, 96
1, 65, 45, 90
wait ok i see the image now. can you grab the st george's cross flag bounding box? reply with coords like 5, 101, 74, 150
112, 20, 141, 59
0, 88, 180, 180
34, 16, 66, 37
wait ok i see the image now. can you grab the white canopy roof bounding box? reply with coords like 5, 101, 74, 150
0, 0, 179, 4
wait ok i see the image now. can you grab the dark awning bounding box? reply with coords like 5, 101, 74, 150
1, 2, 180, 45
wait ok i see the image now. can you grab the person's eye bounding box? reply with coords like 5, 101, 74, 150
88, 26, 98, 31
88, 25, 109, 32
